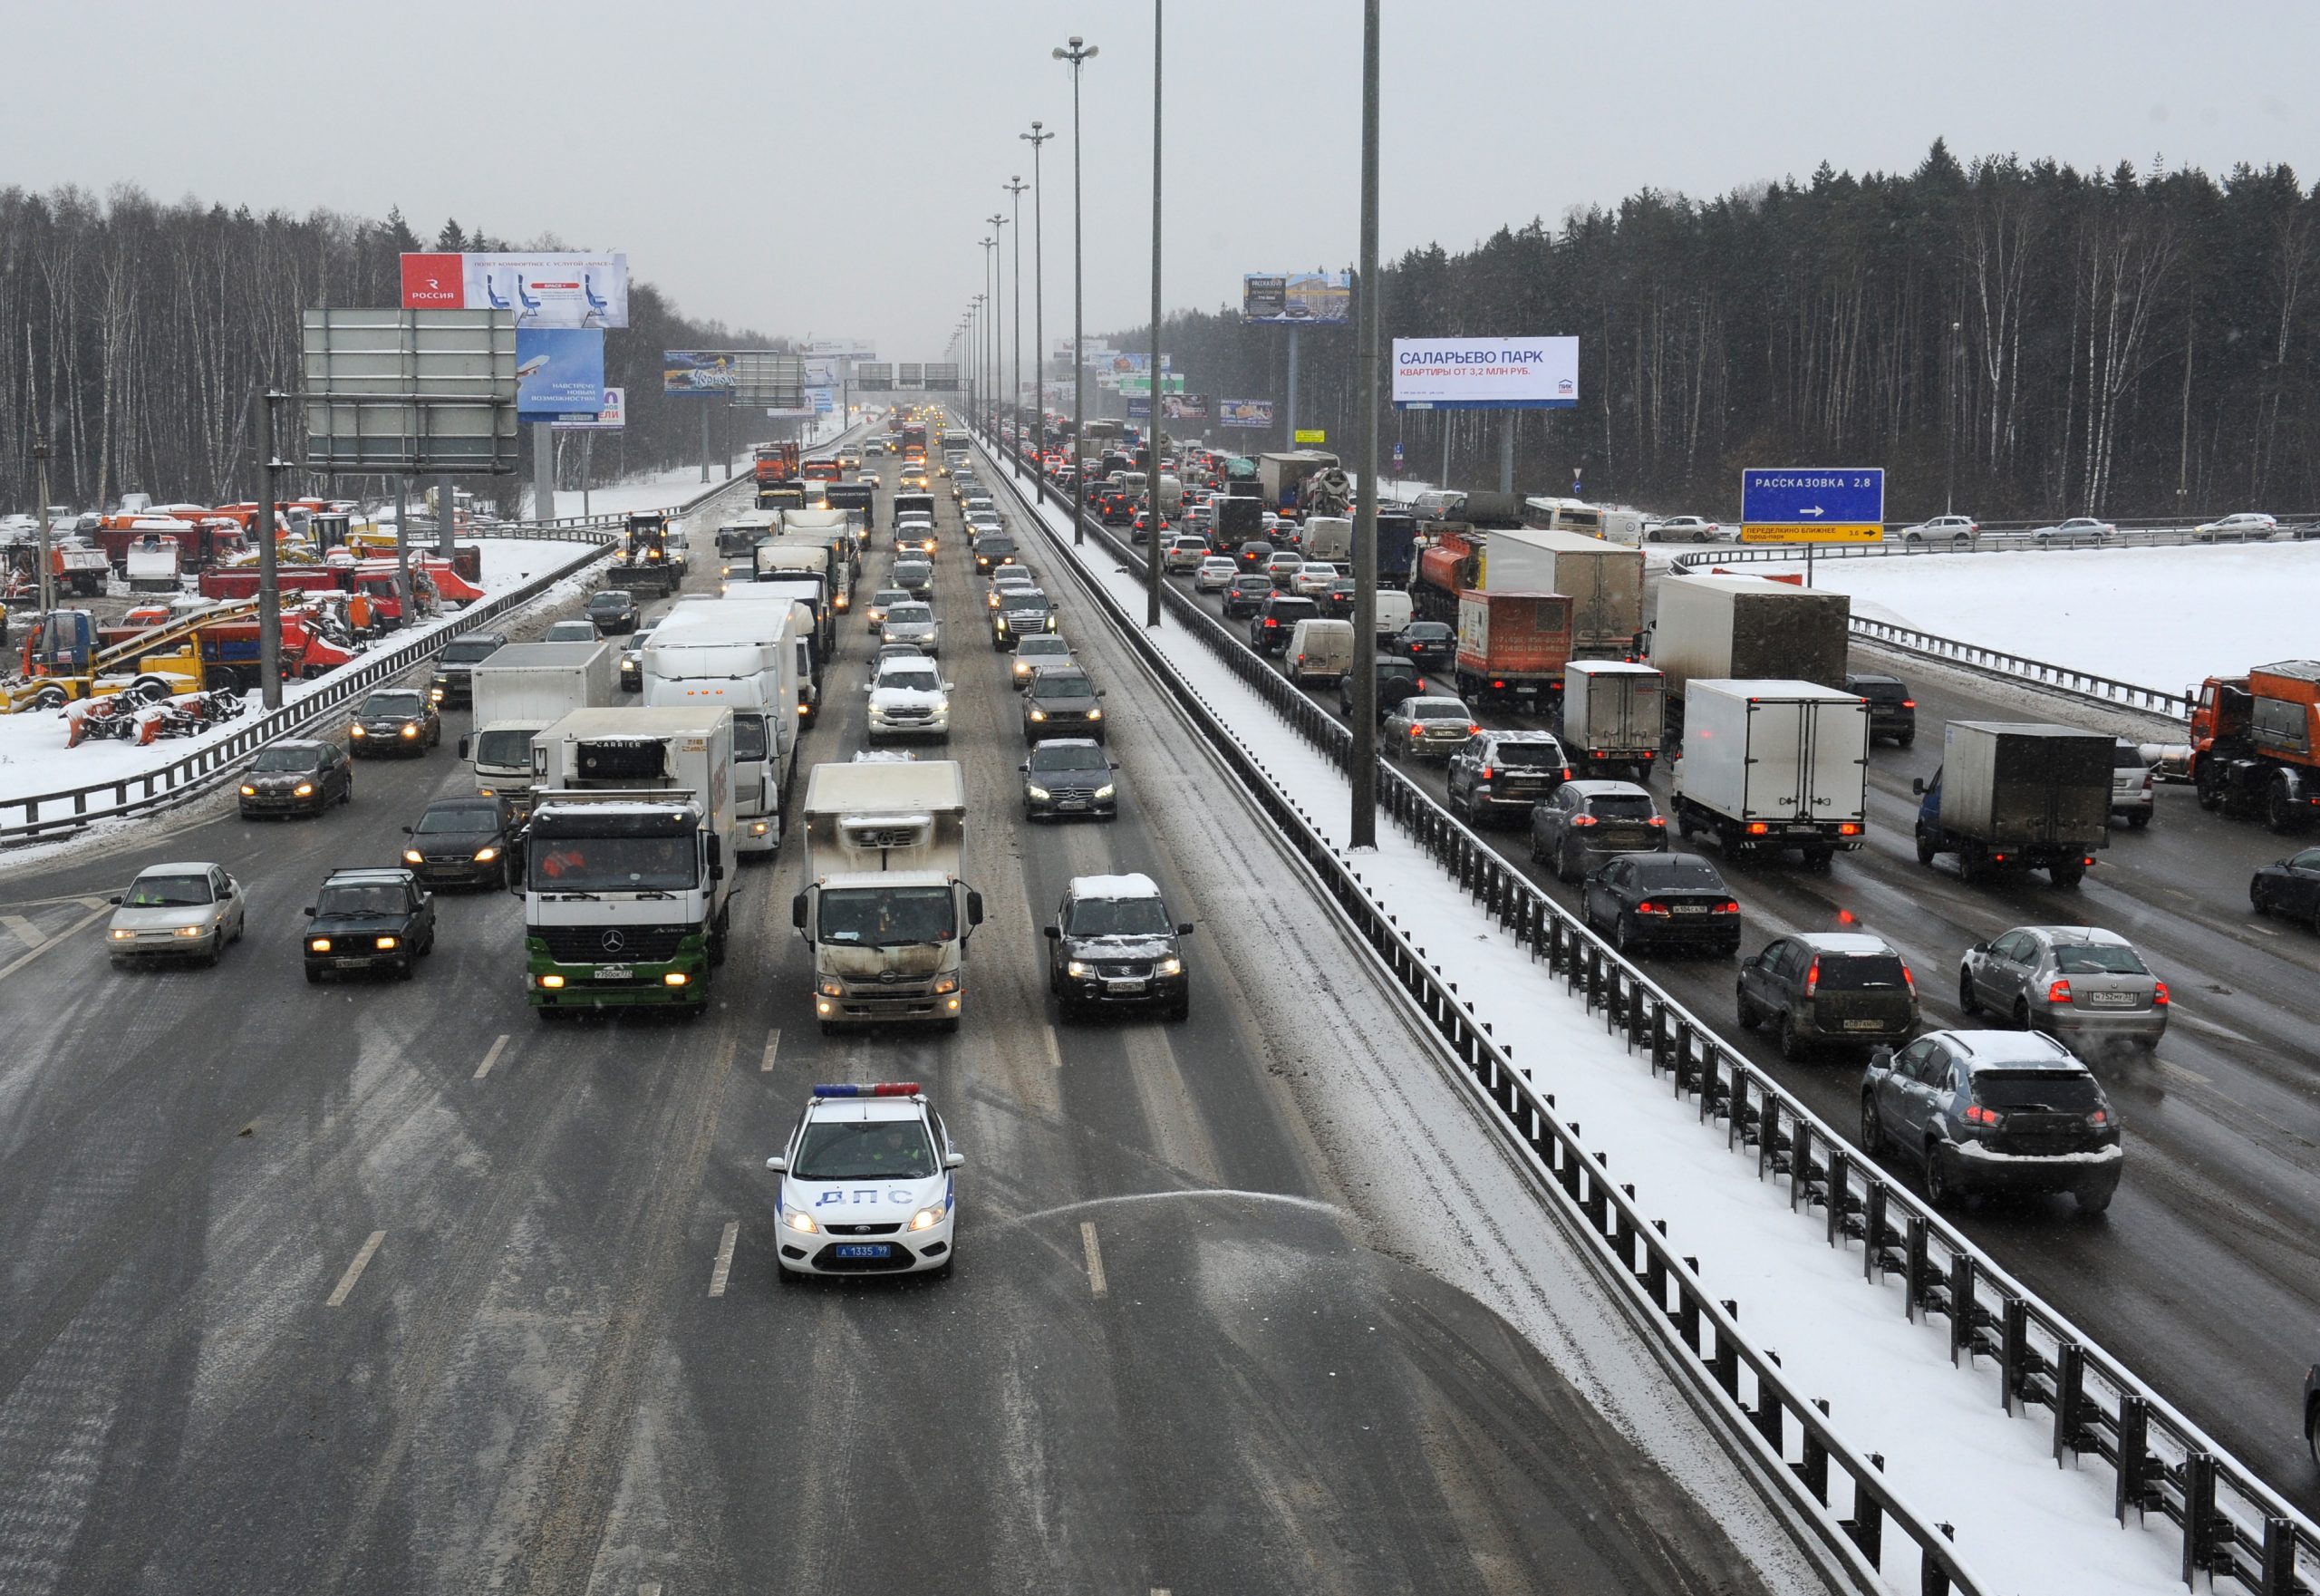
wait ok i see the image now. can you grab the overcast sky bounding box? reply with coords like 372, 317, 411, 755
15, 1, 2320, 363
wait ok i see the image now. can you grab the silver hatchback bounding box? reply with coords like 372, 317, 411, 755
1958, 926, 2166, 1053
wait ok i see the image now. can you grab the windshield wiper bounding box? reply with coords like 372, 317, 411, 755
544, 890, 602, 901
629, 889, 678, 899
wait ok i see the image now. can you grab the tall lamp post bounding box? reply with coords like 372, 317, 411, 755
1349, 0, 1383, 846
1022, 121, 1054, 479
1145, 0, 1164, 629
1053, 34, 1098, 543
1005, 176, 1029, 475
1946, 318, 1961, 517
985, 214, 1007, 444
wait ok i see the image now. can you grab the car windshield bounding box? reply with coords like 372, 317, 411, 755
1031, 743, 1107, 771
317, 885, 408, 916
528, 836, 697, 893
250, 747, 323, 772
476, 729, 535, 769
816, 885, 957, 945
1587, 793, 1658, 820
440, 639, 500, 663
360, 692, 422, 718
588, 594, 628, 611
1034, 672, 1093, 699
1408, 700, 1468, 721
1068, 895, 1172, 937
894, 566, 932, 583
887, 604, 931, 624
1630, 858, 1726, 889
416, 807, 497, 836
872, 589, 909, 606
979, 541, 1016, 556
732, 714, 769, 762
879, 666, 941, 693
1492, 742, 1563, 768
2052, 942, 2148, 975
1814, 953, 1909, 991
998, 593, 1047, 612
1019, 637, 1068, 656
127, 874, 212, 907
1405, 623, 1454, 641
792, 1117, 938, 1181
1973, 1072, 2106, 1114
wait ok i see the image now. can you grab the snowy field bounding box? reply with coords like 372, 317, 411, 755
1746, 540, 2320, 693
986, 440, 2209, 1596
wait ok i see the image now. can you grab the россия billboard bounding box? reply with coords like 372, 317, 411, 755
401, 252, 630, 328
1391, 336, 1579, 410
1242, 271, 1351, 325
1217, 398, 1275, 429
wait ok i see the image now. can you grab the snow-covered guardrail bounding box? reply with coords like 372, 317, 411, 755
980, 427, 2316, 1596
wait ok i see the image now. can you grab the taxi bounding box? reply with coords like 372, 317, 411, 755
768, 1084, 961, 1279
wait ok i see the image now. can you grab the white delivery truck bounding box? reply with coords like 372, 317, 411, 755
720, 580, 826, 727
789, 759, 985, 1034
1651, 574, 1851, 732
776, 507, 863, 609
461, 641, 616, 818
1561, 660, 1667, 779
643, 598, 808, 855
523, 706, 739, 1016
1467, 526, 1645, 660
749, 547, 836, 657
1671, 680, 1870, 866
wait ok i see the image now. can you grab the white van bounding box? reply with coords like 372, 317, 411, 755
1371, 590, 1413, 638
1286, 618, 1357, 685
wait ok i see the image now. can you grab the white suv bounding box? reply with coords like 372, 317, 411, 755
1900, 515, 1979, 546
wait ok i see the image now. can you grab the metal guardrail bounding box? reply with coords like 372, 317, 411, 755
978, 428, 2319, 1596
1672, 524, 2318, 563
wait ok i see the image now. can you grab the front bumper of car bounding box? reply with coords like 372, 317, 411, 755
351, 722, 427, 756
1057, 957, 1184, 1009
304, 933, 412, 974
1025, 782, 1116, 819
778, 1210, 953, 1276
109, 922, 220, 960
239, 783, 330, 815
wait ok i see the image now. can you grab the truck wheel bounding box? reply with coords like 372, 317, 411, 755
2194, 765, 2224, 811
1958, 848, 1986, 885
1915, 832, 1938, 866
2267, 779, 2305, 835
2048, 863, 2085, 888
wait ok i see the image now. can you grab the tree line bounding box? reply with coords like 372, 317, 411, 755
0, 186, 778, 515
1114, 143, 2318, 522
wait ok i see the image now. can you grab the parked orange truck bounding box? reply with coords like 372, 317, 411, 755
2189, 661, 2320, 831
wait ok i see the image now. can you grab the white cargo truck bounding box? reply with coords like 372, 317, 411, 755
523, 707, 738, 1016
1651, 575, 1851, 730
720, 580, 826, 727
461, 641, 616, 818
1302, 516, 1353, 563
789, 759, 985, 1034
1468, 527, 1645, 659
1671, 680, 1870, 866
643, 598, 808, 855
776, 507, 863, 607
1561, 660, 1667, 779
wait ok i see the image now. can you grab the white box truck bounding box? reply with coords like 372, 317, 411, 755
461, 641, 616, 818
1652, 575, 1851, 728
720, 580, 826, 727
523, 707, 738, 1016
643, 598, 808, 855
789, 759, 985, 1034
777, 507, 863, 608
1470, 527, 1645, 659
1672, 680, 1870, 866
1561, 660, 1666, 779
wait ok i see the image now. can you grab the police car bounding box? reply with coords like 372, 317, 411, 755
767, 1083, 961, 1279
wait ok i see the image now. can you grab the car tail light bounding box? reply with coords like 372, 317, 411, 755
1837, 823, 1861, 837
1715, 900, 1740, 914
1745, 821, 1770, 836
1264, 617, 1277, 627
1571, 814, 1598, 827
2152, 981, 2170, 1007
1901, 699, 1918, 709
2047, 979, 2073, 1003
1903, 966, 1916, 992
2082, 856, 2096, 866
1635, 899, 1670, 915
2087, 1108, 2111, 1127
1804, 957, 1821, 996
1962, 1103, 2001, 1127
1480, 766, 1494, 780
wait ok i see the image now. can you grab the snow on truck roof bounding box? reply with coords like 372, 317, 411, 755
802, 759, 965, 811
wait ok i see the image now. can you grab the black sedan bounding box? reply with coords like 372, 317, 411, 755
402, 796, 517, 889
1021, 739, 1119, 821
586, 588, 641, 634
303, 867, 437, 982
239, 740, 353, 817
1023, 665, 1106, 744
347, 687, 440, 759
2251, 847, 2320, 929
1580, 852, 1742, 956
618, 628, 653, 692
1392, 621, 1456, 671
1320, 576, 1358, 618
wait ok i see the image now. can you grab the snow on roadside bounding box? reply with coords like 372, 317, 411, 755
992, 449, 2195, 1595
1744, 540, 2320, 696
531, 406, 862, 521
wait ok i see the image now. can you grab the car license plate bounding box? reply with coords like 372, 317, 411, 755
335, 958, 369, 970
1106, 978, 1147, 994
597, 963, 633, 981
835, 1243, 893, 1260
1843, 1019, 1886, 1031
1670, 904, 1708, 915
2085, 991, 2134, 1009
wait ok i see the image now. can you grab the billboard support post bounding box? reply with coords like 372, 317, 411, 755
1146, 0, 1164, 631
256, 390, 281, 711
1349, 0, 1382, 851
1286, 326, 1300, 450
393, 478, 411, 622
700, 407, 710, 484
1500, 411, 1514, 494
436, 474, 453, 558
534, 422, 554, 522
581, 434, 593, 520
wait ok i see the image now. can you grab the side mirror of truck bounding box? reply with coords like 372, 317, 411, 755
791, 892, 807, 930
1909, 777, 1926, 796
457, 735, 470, 761
966, 890, 985, 927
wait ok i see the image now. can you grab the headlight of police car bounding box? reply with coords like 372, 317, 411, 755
909, 1202, 946, 1232
784, 1209, 819, 1234
817, 976, 844, 998
1157, 956, 1183, 977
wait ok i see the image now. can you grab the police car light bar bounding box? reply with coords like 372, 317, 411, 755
812, 1083, 923, 1098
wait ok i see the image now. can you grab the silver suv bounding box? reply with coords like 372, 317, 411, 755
2110, 740, 2154, 828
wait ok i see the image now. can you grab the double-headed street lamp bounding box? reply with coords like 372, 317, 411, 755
985, 214, 1007, 441
1005, 176, 1029, 476
1052, 34, 1097, 542
1021, 121, 1054, 478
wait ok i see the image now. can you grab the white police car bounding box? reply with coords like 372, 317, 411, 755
767, 1083, 961, 1279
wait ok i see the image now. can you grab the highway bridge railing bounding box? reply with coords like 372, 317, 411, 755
976, 425, 2318, 1596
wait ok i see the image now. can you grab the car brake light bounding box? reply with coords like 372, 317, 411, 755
2087, 1108, 2111, 1127
2047, 979, 2073, 1003
1634, 899, 1664, 914
1571, 814, 1598, 827
1963, 1103, 2001, 1127
2152, 981, 2169, 1007
1804, 957, 1821, 996
1902, 966, 1916, 991
2082, 856, 2096, 866
1715, 899, 1740, 914
1901, 699, 1918, 709
1745, 821, 1770, 836
1647, 816, 1667, 827
1480, 766, 1493, 780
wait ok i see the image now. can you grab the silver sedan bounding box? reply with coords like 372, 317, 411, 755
108, 861, 246, 968
1958, 925, 2166, 1053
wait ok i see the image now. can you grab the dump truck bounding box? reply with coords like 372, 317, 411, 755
1650, 574, 1851, 731
753, 441, 801, 486
790, 759, 985, 1034
1912, 722, 2114, 886
1561, 660, 1666, 779
1672, 680, 1870, 866
2189, 661, 2320, 832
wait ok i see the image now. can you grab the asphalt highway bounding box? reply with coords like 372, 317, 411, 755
1098, 493, 2320, 1508
0, 450, 1834, 1595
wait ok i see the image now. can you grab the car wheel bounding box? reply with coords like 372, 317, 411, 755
1777, 1011, 1806, 1061
304, 966, 323, 985
2126, 809, 2151, 829
2309, 1401, 2320, 1468
397, 959, 415, 982
1613, 916, 1634, 955
1958, 972, 1980, 1016
2013, 1000, 2034, 1031
1924, 1144, 1958, 1208
2075, 1185, 2113, 1218
1895, 732, 1914, 750
1860, 1096, 1885, 1155
1736, 989, 1760, 1030
2252, 879, 2271, 916
1557, 844, 1580, 884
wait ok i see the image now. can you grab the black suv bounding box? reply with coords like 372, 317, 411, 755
1045, 874, 1194, 1020
1249, 594, 1319, 656
430, 631, 509, 708
973, 535, 1020, 573
1737, 932, 1919, 1059
303, 867, 437, 982
403, 796, 517, 888
1392, 620, 1456, 672
1445, 730, 1571, 823
1023, 665, 1106, 743
1223, 573, 1275, 618
587, 589, 640, 635
239, 740, 353, 817
348, 687, 440, 759
991, 588, 1056, 649
1529, 779, 1666, 879
1340, 655, 1424, 721
1846, 672, 1916, 748
1859, 1029, 2122, 1214
1580, 852, 1741, 956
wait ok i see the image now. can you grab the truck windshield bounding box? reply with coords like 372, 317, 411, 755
528, 837, 697, 893
475, 729, 535, 769
816, 886, 957, 946
732, 714, 769, 762
793, 1119, 937, 1181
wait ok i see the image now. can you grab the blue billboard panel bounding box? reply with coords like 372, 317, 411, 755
517, 328, 605, 420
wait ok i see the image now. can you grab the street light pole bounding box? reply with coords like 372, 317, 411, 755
31, 430, 53, 619
1350, 0, 1382, 846
1146, 0, 1164, 629
1006, 176, 1029, 476
1946, 318, 1961, 517
1053, 35, 1098, 544
1022, 121, 1054, 479
986, 214, 1007, 445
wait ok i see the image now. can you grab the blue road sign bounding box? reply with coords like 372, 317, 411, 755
1741, 467, 1883, 527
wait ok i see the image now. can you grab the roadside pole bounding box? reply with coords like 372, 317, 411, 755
1349, 0, 1381, 847
393, 478, 412, 624
699, 407, 710, 485
33, 434, 53, 619
534, 422, 555, 522
256, 390, 282, 711
434, 473, 454, 557
1500, 411, 1514, 493
581, 433, 593, 521
1146, 0, 1164, 630
1285, 326, 1300, 448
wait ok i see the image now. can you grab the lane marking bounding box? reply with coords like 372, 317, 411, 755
1080, 1220, 1108, 1299
640, 1586, 662, 1596
760, 1027, 781, 1073
708, 1220, 740, 1297
2160, 1060, 2214, 1088
326, 1230, 387, 1308
472, 1033, 510, 1082
0, 902, 111, 982
1043, 1023, 1066, 1072
3, 914, 47, 950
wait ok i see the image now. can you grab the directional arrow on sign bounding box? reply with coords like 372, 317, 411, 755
1800, 506, 1824, 517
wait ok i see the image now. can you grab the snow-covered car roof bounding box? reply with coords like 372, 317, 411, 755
1070, 872, 1160, 901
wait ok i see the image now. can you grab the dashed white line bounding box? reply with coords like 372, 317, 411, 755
1043, 1024, 1067, 1072
708, 1220, 740, 1297
760, 1028, 781, 1073
472, 1033, 511, 1082
325, 1230, 387, 1308
639, 1585, 662, 1596
1080, 1220, 1108, 1300
3, 914, 47, 951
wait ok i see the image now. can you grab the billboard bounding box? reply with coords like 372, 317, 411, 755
1126, 397, 1151, 419
516, 328, 605, 420
1391, 336, 1580, 410
1161, 392, 1208, 421
804, 338, 876, 360
301, 307, 518, 474
1242, 271, 1352, 325
807, 388, 836, 414
731, 352, 806, 409
1218, 398, 1275, 430
551, 387, 626, 431
401, 252, 630, 328
664, 351, 740, 394
803, 357, 840, 388
923, 362, 961, 392
856, 362, 894, 389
